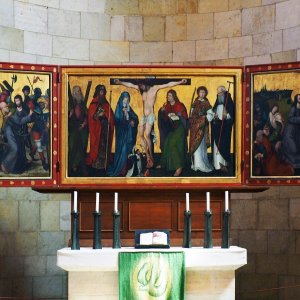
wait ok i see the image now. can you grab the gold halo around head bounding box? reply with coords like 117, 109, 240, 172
37, 96, 48, 105
291, 89, 300, 101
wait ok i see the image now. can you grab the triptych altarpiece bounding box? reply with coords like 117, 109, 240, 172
0, 61, 299, 188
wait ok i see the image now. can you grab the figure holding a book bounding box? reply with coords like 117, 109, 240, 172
157, 89, 188, 176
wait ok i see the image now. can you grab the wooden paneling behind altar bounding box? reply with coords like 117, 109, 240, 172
75, 190, 224, 247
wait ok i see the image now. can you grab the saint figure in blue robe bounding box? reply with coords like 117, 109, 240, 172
107, 92, 139, 176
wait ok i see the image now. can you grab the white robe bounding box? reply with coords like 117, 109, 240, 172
213, 104, 231, 170
191, 108, 214, 172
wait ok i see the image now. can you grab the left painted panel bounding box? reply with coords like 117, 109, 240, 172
0, 62, 58, 187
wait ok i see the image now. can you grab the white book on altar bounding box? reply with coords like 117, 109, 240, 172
139, 231, 168, 245
139, 232, 153, 245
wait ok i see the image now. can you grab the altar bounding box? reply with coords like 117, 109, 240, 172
57, 246, 247, 299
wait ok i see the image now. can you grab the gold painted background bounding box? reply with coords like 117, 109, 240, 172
61, 67, 243, 184
0, 71, 50, 128
253, 72, 300, 92
0, 70, 51, 178
69, 74, 236, 153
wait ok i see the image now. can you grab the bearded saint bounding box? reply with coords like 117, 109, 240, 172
68, 85, 89, 175
211, 86, 234, 173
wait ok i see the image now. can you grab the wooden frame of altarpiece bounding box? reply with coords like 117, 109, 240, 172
1, 62, 299, 188
244, 62, 300, 186
0, 62, 59, 187
59, 65, 243, 189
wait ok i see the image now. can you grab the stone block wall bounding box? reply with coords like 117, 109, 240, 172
0, 188, 70, 298
1, 0, 300, 66
0, 0, 300, 299
231, 187, 300, 299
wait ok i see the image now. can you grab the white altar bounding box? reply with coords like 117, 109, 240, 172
57, 246, 247, 300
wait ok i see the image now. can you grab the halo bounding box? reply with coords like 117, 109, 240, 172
291, 89, 300, 101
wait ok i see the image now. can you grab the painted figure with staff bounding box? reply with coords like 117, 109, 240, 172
211, 82, 235, 173
189, 86, 214, 173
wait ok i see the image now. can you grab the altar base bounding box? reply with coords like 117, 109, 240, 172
57, 246, 247, 300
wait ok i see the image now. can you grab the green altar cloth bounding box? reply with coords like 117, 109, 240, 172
119, 252, 185, 300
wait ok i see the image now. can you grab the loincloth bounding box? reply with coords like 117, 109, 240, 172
140, 113, 156, 126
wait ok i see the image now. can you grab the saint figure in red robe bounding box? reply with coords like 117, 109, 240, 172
86, 85, 114, 171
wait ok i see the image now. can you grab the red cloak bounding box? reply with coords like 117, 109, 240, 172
86, 97, 114, 168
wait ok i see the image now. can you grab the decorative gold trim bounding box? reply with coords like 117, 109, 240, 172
61, 66, 243, 185
0, 70, 53, 180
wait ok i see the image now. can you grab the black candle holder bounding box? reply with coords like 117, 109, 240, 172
93, 211, 102, 249
183, 210, 192, 248
221, 210, 231, 249
113, 211, 121, 249
71, 211, 80, 250
204, 210, 213, 248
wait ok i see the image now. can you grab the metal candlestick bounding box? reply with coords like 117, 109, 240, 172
93, 211, 102, 249
113, 211, 121, 249
183, 210, 192, 248
71, 211, 80, 250
221, 210, 231, 249
204, 210, 213, 248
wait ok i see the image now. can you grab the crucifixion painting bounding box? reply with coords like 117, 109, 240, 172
62, 67, 241, 183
